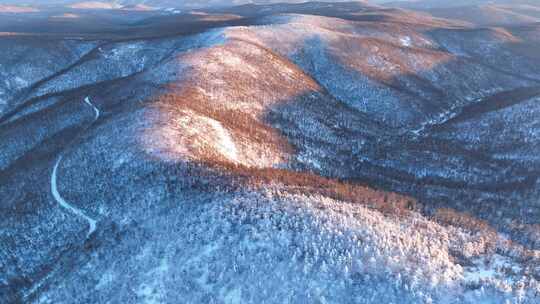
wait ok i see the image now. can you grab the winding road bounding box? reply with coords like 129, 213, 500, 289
50, 97, 99, 238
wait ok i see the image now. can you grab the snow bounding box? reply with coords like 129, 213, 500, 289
214, 48, 260, 79
96, 271, 115, 290
194, 113, 239, 162
112, 152, 132, 170
14, 76, 29, 88
106, 42, 147, 63
50, 97, 100, 238
136, 253, 170, 304
136, 284, 161, 304
297, 151, 322, 170
51, 155, 97, 237
462, 254, 522, 284
163, 8, 181, 14
11, 13, 540, 304
23, 271, 54, 301
144, 106, 241, 164
0, 96, 5, 114
400, 36, 412, 47
84, 96, 100, 119
222, 288, 242, 304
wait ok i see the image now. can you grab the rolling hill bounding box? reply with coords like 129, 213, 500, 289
0, 2, 539, 303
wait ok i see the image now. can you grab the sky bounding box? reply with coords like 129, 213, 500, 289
0, 0, 531, 9
2, 0, 365, 6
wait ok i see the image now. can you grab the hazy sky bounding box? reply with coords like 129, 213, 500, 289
2, 0, 365, 5
0, 0, 531, 9
0, 0, 358, 9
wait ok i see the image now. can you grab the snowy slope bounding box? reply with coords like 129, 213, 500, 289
0, 2, 539, 304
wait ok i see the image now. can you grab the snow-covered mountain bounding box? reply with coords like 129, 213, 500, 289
384, 0, 540, 9
0, 1, 539, 304
1, 0, 538, 9
383, 0, 540, 26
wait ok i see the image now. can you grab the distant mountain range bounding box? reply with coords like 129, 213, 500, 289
385, 0, 540, 9
0, 0, 359, 9
1, 0, 540, 10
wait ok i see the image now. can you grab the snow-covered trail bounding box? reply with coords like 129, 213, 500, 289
50, 96, 99, 238
84, 96, 100, 119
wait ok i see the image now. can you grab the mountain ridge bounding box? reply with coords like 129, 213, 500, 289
0, 1, 539, 303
